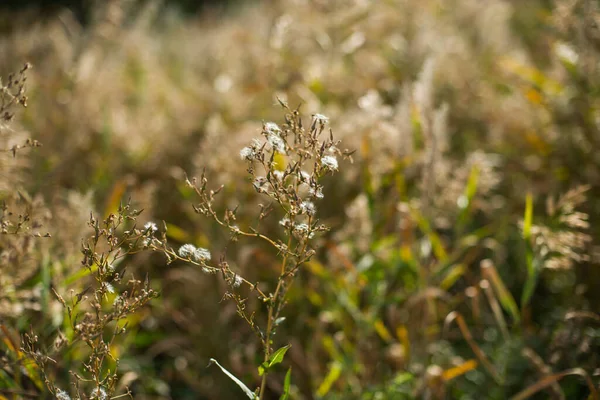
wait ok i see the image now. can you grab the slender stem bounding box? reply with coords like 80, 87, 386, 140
259, 236, 292, 399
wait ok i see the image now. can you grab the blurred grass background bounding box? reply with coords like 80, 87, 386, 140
0, 0, 599, 399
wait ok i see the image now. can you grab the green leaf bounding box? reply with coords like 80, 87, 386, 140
521, 193, 538, 308
523, 193, 533, 240
259, 345, 291, 376
457, 165, 480, 230
317, 361, 342, 397
279, 368, 292, 400
521, 254, 541, 308
208, 358, 257, 399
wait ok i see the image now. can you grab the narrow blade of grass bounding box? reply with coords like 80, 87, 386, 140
208, 358, 256, 399
444, 312, 503, 384
481, 259, 520, 323
510, 368, 598, 400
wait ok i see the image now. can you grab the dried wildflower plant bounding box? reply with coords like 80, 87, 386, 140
22, 203, 159, 400
0, 63, 40, 157
1, 63, 29, 123
153, 101, 351, 398
0, 64, 160, 400
0, 64, 53, 398
0, 63, 43, 240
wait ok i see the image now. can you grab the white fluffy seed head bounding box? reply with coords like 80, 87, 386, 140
321, 155, 338, 171
267, 133, 286, 154
144, 222, 158, 233
55, 389, 71, 400
90, 387, 107, 400
103, 282, 115, 294
178, 244, 197, 258
264, 122, 281, 133
194, 247, 211, 262
240, 146, 255, 161
312, 113, 329, 123
300, 201, 317, 216
233, 275, 243, 288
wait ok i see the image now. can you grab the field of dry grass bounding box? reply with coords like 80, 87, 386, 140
0, 0, 599, 399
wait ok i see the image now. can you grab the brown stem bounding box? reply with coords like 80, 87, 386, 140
259, 236, 293, 399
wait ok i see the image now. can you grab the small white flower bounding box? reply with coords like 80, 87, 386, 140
264, 122, 281, 133
240, 146, 255, 161
103, 282, 115, 294
300, 201, 317, 216
312, 113, 329, 123
556, 42, 578, 64
267, 133, 286, 154
90, 387, 107, 400
178, 244, 197, 258
55, 389, 71, 400
233, 274, 243, 288
144, 222, 158, 233
321, 155, 338, 171
194, 247, 211, 262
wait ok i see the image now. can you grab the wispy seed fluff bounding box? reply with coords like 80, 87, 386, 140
312, 113, 329, 123
102, 282, 115, 294
194, 247, 211, 262
264, 122, 281, 133
300, 201, 317, 216
309, 185, 324, 199
321, 155, 338, 171
263, 122, 286, 154
178, 244, 211, 263
90, 387, 107, 400
144, 221, 158, 233
178, 244, 197, 259
233, 274, 243, 288
55, 389, 71, 400
240, 146, 255, 161
267, 132, 286, 154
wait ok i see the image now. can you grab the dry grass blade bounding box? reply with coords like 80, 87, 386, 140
522, 347, 564, 400
564, 311, 600, 324
443, 311, 502, 384
481, 259, 520, 323
480, 279, 509, 340
510, 368, 598, 400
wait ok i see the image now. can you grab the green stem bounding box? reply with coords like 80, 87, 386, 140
259, 236, 292, 399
